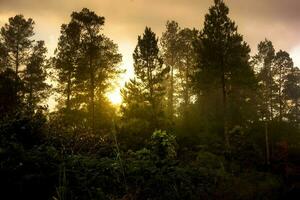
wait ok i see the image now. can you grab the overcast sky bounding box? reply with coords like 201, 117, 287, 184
1, 0, 300, 101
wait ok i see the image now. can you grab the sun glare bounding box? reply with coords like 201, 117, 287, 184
107, 90, 123, 105
106, 42, 135, 105
290, 45, 300, 67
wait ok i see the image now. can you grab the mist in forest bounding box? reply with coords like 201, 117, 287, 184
0, 0, 300, 199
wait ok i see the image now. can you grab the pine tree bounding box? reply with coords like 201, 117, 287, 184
54, 21, 81, 111
253, 41, 294, 164
253, 39, 276, 165
194, 0, 256, 148
176, 28, 198, 124
23, 41, 49, 111
161, 21, 180, 121
128, 27, 169, 130
71, 8, 104, 133
121, 79, 150, 121
273, 50, 293, 121
253, 39, 276, 121
0, 41, 8, 71
0, 15, 34, 83
0, 69, 19, 114
71, 8, 122, 133
284, 67, 300, 125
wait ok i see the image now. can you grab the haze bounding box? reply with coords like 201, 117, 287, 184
1, 0, 299, 103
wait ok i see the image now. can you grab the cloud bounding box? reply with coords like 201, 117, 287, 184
227, 0, 300, 53
0, 0, 299, 67
1, 0, 299, 106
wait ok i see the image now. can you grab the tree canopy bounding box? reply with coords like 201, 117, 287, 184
0, 1, 300, 199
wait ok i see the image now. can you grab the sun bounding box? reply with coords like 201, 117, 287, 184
105, 41, 135, 105
290, 45, 300, 67
107, 90, 123, 105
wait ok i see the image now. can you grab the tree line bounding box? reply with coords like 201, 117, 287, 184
0, 0, 300, 199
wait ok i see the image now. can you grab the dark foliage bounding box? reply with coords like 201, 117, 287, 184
0, 1, 299, 199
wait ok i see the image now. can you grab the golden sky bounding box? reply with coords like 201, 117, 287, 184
1, 0, 300, 104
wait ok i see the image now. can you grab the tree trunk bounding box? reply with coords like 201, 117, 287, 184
269, 66, 274, 121
90, 54, 95, 134
168, 56, 174, 121
15, 46, 19, 97
183, 58, 190, 125
221, 64, 229, 149
146, 53, 157, 129
265, 121, 270, 165
279, 65, 283, 121
296, 98, 299, 126
29, 82, 33, 108
66, 70, 71, 111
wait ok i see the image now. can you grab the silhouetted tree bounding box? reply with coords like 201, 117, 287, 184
253, 39, 277, 165
273, 50, 293, 121
121, 79, 149, 121
194, 0, 256, 148
253, 39, 276, 121
0, 15, 34, 84
284, 67, 300, 125
71, 8, 122, 133
134, 27, 169, 129
0, 3, 298, 200
0, 69, 20, 114
54, 21, 81, 112
23, 41, 49, 111
120, 78, 153, 149
161, 21, 180, 121
0, 41, 8, 71
176, 28, 198, 125
71, 8, 105, 133
122, 27, 168, 131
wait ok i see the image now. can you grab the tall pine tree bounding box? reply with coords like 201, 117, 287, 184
71, 8, 122, 133
23, 41, 49, 111
54, 21, 81, 112
123, 27, 169, 131
1, 15, 34, 83
176, 28, 198, 125
194, 0, 256, 148
161, 21, 180, 121
273, 50, 293, 121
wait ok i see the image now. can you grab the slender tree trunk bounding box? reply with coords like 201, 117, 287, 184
265, 121, 270, 165
279, 65, 283, 121
90, 54, 95, 134
264, 66, 272, 166
146, 53, 157, 129
269, 67, 274, 121
221, 59, 230, 149
27, 78, 34, 116
168, 56, 174, 121
15, 53, 19, 81
29, 82, 33, 108
266, 75, 272, 166
183, 58, 190, 125
270, 97, 273, 120
296, 98, 299, 126
149, 69, 156, 128
15, 46, 19, 99
66, 70, 71, 111
15, 43, 19, 81
279, 91, 283, 121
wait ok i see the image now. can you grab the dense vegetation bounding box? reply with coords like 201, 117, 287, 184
0, 0, 299, 199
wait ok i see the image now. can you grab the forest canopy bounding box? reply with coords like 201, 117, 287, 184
0, 0, 300, 199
